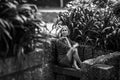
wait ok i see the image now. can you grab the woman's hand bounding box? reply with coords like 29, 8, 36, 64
73, 43, 79, 48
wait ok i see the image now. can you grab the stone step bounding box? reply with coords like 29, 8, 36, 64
52, 64, 115, 80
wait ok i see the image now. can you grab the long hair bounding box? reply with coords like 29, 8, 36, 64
58, 25, 70, 38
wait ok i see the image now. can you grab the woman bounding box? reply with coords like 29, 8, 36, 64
54, 25, 83, 70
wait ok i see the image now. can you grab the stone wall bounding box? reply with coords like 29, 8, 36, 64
78, 45, 111, 61
0, 51, 53, 80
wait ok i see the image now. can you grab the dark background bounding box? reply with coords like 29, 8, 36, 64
27, 0, 72, 7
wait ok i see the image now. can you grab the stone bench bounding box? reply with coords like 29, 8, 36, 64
52, 52, 120, 80
52, 63, 115, 80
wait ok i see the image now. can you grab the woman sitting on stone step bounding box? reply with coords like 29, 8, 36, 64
52, 25, 83, 70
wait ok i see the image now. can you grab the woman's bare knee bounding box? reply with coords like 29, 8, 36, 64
66, 48, 75, 61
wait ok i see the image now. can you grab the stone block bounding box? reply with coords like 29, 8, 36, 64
56, 74, 66, 80
78, 45, 94, 61
93, 49, 105, 58
83, 46, 94, 60
0, 51, 46, 80
77, 45, 85, 61
83, 58, 116, 80
91, 64, 115, 80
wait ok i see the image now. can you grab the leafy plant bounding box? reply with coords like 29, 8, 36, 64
0, 1, 50, 59
53, 0, 120, 52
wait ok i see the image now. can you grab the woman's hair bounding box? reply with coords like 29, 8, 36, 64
58, 25, 70, 38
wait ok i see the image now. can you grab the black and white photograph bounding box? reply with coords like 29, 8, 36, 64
0, 0, 120, 80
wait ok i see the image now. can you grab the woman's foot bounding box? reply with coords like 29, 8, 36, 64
72, 64, 81, 70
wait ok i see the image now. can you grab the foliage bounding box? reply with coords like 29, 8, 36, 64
0, 1, 51, 59
53, 0, 120, 52
0, 1, 53, 80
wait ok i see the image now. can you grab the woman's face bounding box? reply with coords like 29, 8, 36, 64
61, 27, 69, 37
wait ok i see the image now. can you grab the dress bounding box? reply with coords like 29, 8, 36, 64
55, 37, 76, 67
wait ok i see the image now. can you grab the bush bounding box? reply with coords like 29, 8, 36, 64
53, 0, 120, 52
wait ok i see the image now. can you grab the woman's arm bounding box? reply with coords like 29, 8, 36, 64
63, 37, 79, 48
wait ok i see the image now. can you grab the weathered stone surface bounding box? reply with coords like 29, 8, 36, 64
77, 45, 85, 61
52, 48, 120, 80
52, 63, 115, 80
83, 52, 120, 80
78, 45, 94, 61
83, 46, 94, 60
78, 45, 107, 61
0, 51, 42, 77
93, 49, 106, 58
0, 50, 53, 80
90, 64, 115, 80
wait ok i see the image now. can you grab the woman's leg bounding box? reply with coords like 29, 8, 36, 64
66, 48, 74, 62
72, 59, 81, 69
66, 48, 82, 68
73, 48, 82, 66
